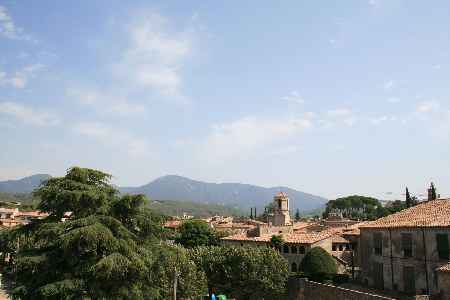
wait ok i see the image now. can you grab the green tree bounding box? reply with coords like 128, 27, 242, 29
270, 234, 284, 250
430, 182, 437, 200
190, 246, 288, 300
150, 245, 207, 299
295, 208, 301, 221
405, 187, 412, 208
0, 167, 202, 300
300, 247, 337, 282
322, 195, 382, 220
175, 219, 219, 248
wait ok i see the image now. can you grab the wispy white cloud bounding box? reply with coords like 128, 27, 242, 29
369, 115, 388, 125
72, 121, 150, 157
113, 12, 193, 97
194, 116, 312, 162
383, 80, 395, 90
0, 5, 34, 41
416, 100, 440, 113
0, 64, 45, 89
0, 101, 59, 126
368, 0, 382, 7
281, 90, 304, 104
432, 64, 442, 70
67, 87, 146, 116
387, 97, 400, 103
327, 108, 352, 117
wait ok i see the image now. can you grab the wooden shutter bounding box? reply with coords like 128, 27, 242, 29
436, 234, 449, 260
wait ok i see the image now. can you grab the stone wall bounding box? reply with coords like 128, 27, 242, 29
437, 272, 450, 300
288, 277, 395, 300
360, 227, 450, 295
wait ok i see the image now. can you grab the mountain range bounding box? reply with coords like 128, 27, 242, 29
0, 174, 328, 212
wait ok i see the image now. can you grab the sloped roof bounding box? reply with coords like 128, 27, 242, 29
222, 228, 337, 244
360, 199, 450, 229
332, 235, 351, 243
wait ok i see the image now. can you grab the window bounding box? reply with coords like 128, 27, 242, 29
291, 262, 298, 272
373, 262, 384, 290
373, 232, 383, 256
299, 246, 305, 254
436, 234, 449, 260
291, 245, 298, 254
403, 266, 415, 294
401, 233, 413, 258
345, 244, 350, 250
339, 245, 343, 251
283, 244, 289, 253
332, 245, 337, 251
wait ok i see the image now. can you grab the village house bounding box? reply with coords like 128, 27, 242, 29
222, 192, 362, 273
359, 198, 450, 298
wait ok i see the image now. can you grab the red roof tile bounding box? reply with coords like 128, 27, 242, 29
360, 199, 450, 229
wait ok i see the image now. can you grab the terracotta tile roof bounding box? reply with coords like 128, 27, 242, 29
437, 262, 450, 273
16, 211, 49, 218
222, 228, 337, 244
340, 221, 371, 235
332, 235, 351, 243
275, 192, 288, 198
164, 220, 182, 229
293, 222, 311, 229
360, 199, 450, 229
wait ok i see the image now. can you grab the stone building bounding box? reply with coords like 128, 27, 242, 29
221, 192, 362, 273
270, 192, 292, 226
359, 198, 450, 297
222, 229, 338, 272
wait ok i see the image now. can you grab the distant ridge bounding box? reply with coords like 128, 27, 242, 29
0, 174, 51, 194
0, 174, 327, 212
120, 175, 328, 212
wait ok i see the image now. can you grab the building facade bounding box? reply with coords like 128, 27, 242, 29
359, 198, 450, 297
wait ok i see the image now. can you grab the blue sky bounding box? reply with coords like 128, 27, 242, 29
0, 0, 449, 200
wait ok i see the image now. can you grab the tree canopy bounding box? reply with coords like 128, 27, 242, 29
0, 167, 201, 300
175, 219, 219, 248
323, 195, 383, 220
300, 247, 337, 282
0, 166, 293, 300
190, 245, 288, 300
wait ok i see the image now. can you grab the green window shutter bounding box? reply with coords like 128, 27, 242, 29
436, 234, 449, 260
401, 233, 413, 257
373, 232, 383, 256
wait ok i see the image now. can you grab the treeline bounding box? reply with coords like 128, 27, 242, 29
0, 167, 288, 300
323, 195, 406, 220
149, 199, 244, 218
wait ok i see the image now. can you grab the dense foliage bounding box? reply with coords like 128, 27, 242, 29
300, 247, 337, 282
149, 199, 244, 218
270, 235, 284, 249
322, 195, 406, 220
175, 219, 219, 248
0, 167, 291, 300
0, 192, 38, 210
190, 246, 288, 300
0, 167, 201, 300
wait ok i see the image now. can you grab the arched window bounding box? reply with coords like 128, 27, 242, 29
291, 262, 298, 272
339, 245, 343, 251
291, 245, 298, 254
283, 245, 290, 253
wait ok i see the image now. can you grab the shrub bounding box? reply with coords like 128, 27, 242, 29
300, 247, 337, 283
